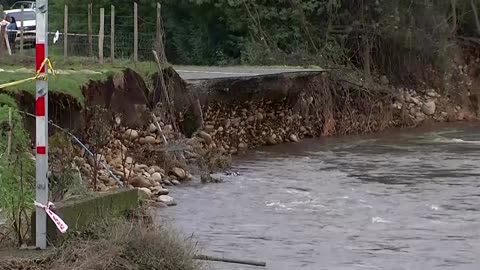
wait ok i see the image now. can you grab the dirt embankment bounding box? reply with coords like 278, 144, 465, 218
1, 60, 478, 201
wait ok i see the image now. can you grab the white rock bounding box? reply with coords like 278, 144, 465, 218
238, 142, 248, 149
115, 116, 122, 125
158, 195, 176, 206
422, 101, 436, 116
144, 136, 156, 144
427, 91, 437, 97
289, 134, 299, 143
148, 123, 158, 133
126, 156, 133, 164
124, 129, 139, 140
171, 179, 181, 186
151, 172, 162, 182
198, 131, 213, 144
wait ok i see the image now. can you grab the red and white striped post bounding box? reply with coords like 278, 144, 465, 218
35, 0, 49, 250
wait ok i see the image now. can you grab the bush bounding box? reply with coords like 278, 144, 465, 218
0, 101, 35, 246
47, 217, 202, 270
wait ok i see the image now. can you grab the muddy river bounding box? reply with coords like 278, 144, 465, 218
158, 122, 480, 270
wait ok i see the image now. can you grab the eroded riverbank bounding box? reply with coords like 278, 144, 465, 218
157, 122, 480, 270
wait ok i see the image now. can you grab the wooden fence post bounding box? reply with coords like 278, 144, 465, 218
64, 5, 68, 60
133, 2, 138, 62
99, 8, 104, 64
155, 2, 167, 65
20, 5, 24, 55
110, 5, 115, 62
88, 3, 93, 57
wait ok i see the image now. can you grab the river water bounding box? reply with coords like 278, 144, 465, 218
158, 122, 480, 270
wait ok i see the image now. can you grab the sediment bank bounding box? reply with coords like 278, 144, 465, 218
1, 65, 479, 208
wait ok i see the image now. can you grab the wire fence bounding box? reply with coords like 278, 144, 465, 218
4, 3, 160, 64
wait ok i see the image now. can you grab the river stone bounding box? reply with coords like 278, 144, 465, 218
427, 91, 437, 97
157, 195, 176, 206
410, 97, 420, 105
205, 125, 215, 132
163, 180, 173, 186
289, 134, 299, 143
267, 135, 277, 145
130, 176, 152, 188
147, 167, 156, 175
151, 172, 162, 182
170, 167, 187, 180
126, 156, 133, 164
198, 131, 213, 144
151, 186, 169, 195
171, 179, 181, 186
144, 136, 156, 144
422, 101, 436, 116
238, 142, 248, 149
138, 187, 152, 200
152, 202, 168, 209
124, 129, 139, 140
148, 123, 158, 133
151, 165, 163, 173
409, 107, 417, 115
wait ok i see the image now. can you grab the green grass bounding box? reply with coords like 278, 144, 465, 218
0, 71, 106, 104
0, 53, 160, 105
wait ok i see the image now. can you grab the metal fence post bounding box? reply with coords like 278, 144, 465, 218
35, 0, 49, 250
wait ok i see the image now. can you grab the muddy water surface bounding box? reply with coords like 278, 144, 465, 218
158, 122, 480, 270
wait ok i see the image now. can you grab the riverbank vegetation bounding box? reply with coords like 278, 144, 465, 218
0, 208, 202, 270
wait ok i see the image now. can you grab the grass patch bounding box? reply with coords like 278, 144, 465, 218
0, 54, 160, 105
0, 71, 105, 104
0, 209, 203, 270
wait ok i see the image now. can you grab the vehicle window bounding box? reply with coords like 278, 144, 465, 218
11, 3, 33, 9
6, 11, 35, 21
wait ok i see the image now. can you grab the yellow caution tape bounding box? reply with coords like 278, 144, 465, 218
0, 58, 56, 89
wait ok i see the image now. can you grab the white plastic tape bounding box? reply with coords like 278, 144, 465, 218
34, 201, 68, 234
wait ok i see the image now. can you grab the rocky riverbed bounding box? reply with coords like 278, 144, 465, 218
67, 81, 477, 209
